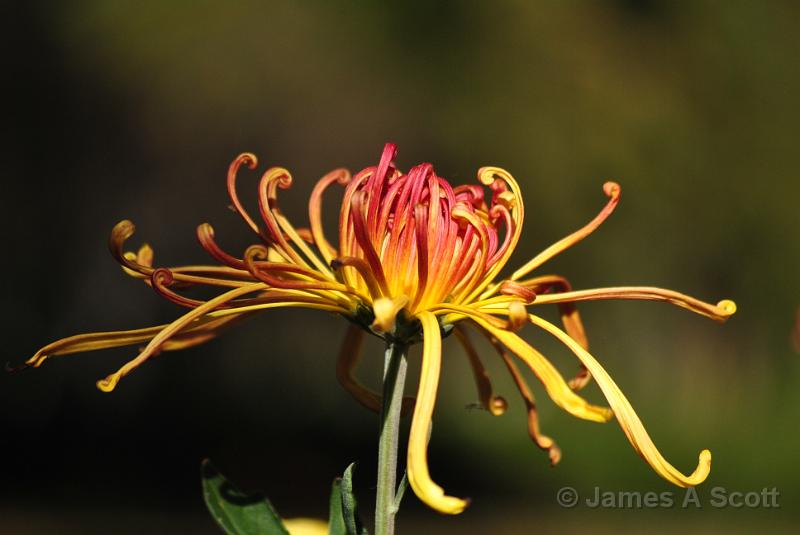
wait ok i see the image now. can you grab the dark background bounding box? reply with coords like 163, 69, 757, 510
2, 1, 798, 533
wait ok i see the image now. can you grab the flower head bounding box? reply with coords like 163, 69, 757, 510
18, 143, 736, 514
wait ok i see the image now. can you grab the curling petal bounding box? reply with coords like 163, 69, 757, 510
507, 181, 620, 285
530, 286, 736, 323
452, 326, 507, 416
407, 312, 470, 514
473, 317, 613, 424
528, 313, 712, 487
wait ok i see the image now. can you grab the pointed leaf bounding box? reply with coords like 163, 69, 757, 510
340, 463, 368, 535
201, 459, 289, 535
328, 478, 347, 535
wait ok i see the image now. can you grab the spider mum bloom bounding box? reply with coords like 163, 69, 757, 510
19, 143, 736, 514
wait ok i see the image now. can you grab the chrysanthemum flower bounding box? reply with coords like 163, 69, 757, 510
19, 143, 735, 514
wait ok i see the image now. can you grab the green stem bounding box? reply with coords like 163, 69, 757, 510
375, 341, 408, 535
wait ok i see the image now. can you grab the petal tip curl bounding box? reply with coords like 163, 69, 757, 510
96, 373, 121, 393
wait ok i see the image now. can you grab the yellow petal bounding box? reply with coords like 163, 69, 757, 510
407, 312, 469, 514
528, 313, 711, 487
469, 316, 613, 424
509, 181, 621, 283
529, 286, 736, 322
371, 295, 409, 333
282, 518, 328, 535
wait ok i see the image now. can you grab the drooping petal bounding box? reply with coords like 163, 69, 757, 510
485, 329, 561, 465
407, 311, 469, 514
507, 274, 591, 390
468, 315, 613, 424
335, 324, 414, 416
452, 326, 507, 416
528, 313, 712, 487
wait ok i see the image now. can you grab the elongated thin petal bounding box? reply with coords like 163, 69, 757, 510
95, 283, 267, 392
226, 152, 261, 234
511, 274, 591, 390
491, 332, 561, 465
309, 168, 350, 263
18, 314, 248, 369
335, 324, 414, 415
469, 316, 613, 424
530, 286, 736, 322
331, 256, 386, 299
407, 312, 469, 514
456, 321, 561, 463
452, 326, 507, 416
507, 181, 620, 284
463, 167, 525, 302
528, 313, 712, 487
157, 313, 254, 352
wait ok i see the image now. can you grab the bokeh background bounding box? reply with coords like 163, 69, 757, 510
2, 1, 799, 533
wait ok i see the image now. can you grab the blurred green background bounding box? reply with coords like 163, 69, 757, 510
2, 1, 798, 533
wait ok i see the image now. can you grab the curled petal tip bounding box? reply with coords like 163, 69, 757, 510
151, 267, 174, 286
332, 168, 352, 186
237, 152, 258, 169
603, 181, 621, 198
111, 219, 135, 237
410, 480, 470, 515
717, 299, 737, 317
436, 495, 471, 515
476, 166, 497, 186
263, 166, 293, 190
490, 396, 508, 416
500, 281, 537, 303
548, 446, 563, 466
244, 244, 270, 262
684, 449, 712, 487
96, 373, 121, 393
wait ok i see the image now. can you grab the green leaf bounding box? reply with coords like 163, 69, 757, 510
340, 463, 368, 535
328, 478, 347, 535
201, 459, 289, 535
